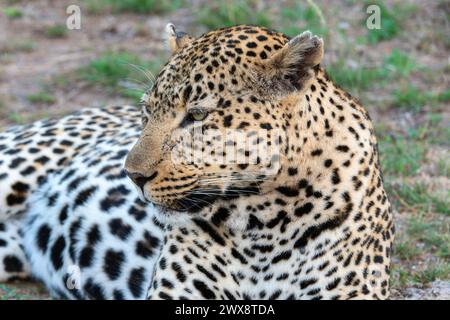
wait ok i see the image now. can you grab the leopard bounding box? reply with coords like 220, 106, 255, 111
0, 106, 164, 299
0, 23, 394, 300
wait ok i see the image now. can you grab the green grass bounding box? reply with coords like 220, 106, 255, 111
0, 283, 50, 300
391, 266, 411, 288
3, 7, 23, 18
0, 284, 31, 300
391, 85, 428, 111
407, 217, 449, 256
392, 86, 450, 111
431, 126, 450, 145
1, 96, 29, 125
387, 183, 449, 216
0, 40, 35, 54
77, 52, 163, 100
394, 241, 421, 260
327, 49, 417, 96
279, 2, 327, 37
364, 1, 418, 44
434, 89, 450, 103
27, 92, 56, 105
80, 52, 140, 87
384, 49, 416, 77
7, 112, 26, 124
393, 213, 449, 288
45, 25, 67, 38
327, 49, 419, 99
436, 199, 450, 216
378, 135, 425, 176
0, 98, 6, 120
196, 1, 271, 29
84, 0, 183, 14
393, 261, 450, 288
437, 158, 450, 178
327, 63, 388, 93
413, 262, 450, 284
424, 113, 450, 145
365, 1, 399, 44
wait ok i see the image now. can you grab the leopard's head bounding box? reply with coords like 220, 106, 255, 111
125, 24, 323, 213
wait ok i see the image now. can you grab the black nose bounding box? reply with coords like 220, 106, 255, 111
125, 171, 158, 190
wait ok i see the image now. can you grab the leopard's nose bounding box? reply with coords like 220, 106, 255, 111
125, 170, 158, 190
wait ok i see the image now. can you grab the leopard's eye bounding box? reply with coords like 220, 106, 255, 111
188, 108, 208, 121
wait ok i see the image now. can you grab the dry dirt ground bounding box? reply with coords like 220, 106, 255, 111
0, 0, 449, 300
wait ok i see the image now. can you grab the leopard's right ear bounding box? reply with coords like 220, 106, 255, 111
165, 23, 194, 54
257, 31, 324, 96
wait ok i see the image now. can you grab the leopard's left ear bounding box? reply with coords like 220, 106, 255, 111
257, 31, 324, 96
165, 23, 194, 54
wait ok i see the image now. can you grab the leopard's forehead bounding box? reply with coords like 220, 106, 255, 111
175, 25, 289, 65
143, 25, 290, 114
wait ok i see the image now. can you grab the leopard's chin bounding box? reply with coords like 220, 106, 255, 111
174, 193, 220, 213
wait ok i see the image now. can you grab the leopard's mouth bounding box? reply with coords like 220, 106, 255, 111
134, 176, 264, 213
156, 183, 263, 213
136, 184, 221, 213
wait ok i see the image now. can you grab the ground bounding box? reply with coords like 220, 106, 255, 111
0, 0, 448, 300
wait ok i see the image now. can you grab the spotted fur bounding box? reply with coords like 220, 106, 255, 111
127, 25, 394, 300
0, 24, 394, 300
0, 106, 164, 299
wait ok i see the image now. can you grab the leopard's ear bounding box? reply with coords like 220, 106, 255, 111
258, 31, 324, 96
165, 23, 194, 54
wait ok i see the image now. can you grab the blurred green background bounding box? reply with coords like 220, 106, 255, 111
0, 0, 449, 299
